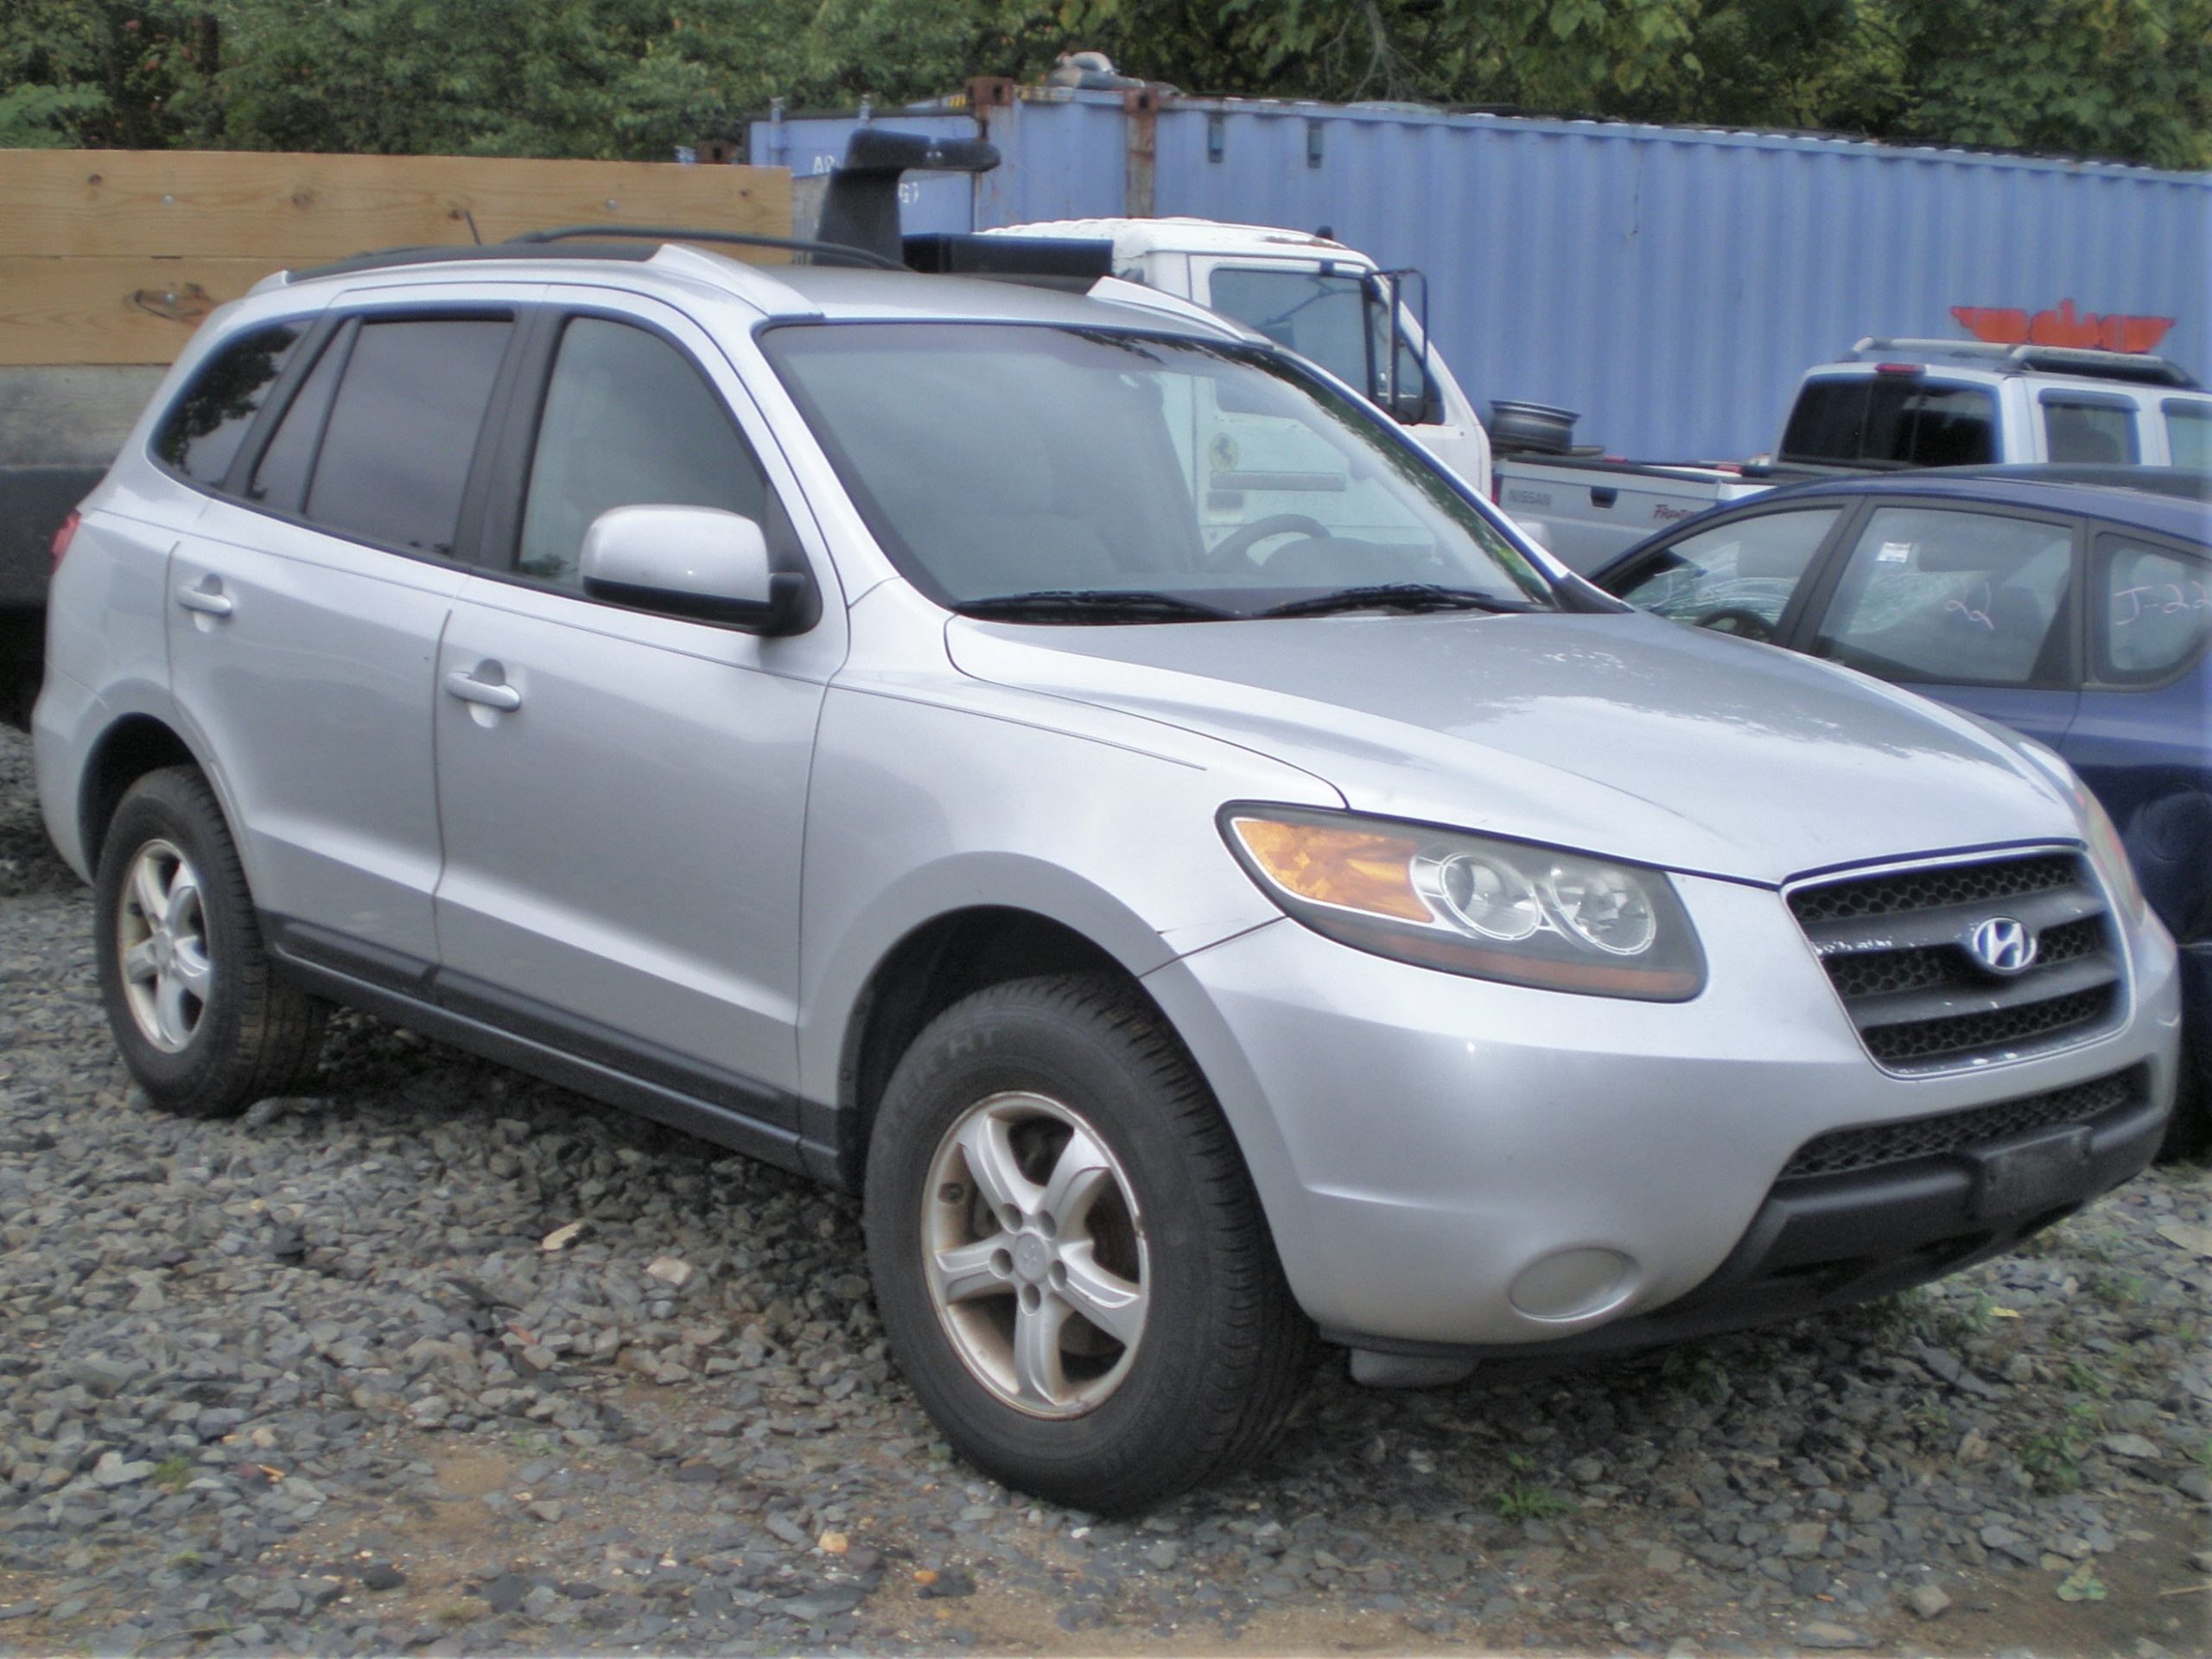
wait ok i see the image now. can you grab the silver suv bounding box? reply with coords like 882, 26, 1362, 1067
35, 233, 2181, 1512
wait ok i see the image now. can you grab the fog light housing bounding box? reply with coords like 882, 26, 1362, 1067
1509, 1247, 1636, 1322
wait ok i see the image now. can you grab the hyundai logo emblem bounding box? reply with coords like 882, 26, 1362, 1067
1967, 916, 2037, 976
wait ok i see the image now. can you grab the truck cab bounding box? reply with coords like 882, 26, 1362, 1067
983, 218, 1492, 495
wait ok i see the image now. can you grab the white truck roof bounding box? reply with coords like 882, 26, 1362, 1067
981, 217, 1377, 266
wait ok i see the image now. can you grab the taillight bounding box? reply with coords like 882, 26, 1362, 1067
50, 509, 80, 574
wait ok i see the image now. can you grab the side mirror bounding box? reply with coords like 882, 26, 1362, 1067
1365, 268, 1443, 427
579, 505, 811, 633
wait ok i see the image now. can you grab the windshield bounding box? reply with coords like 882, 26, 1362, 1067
760, 322, 1548, 618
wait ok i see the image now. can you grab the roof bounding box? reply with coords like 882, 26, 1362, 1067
765, 264, 1226, 334
265, 238, 1232, 337
982, 216, 1377, 266
1733, 466, 2212, 540
1831, 339, 2202, 390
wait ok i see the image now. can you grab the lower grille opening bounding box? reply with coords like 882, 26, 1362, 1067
1780, 1067, 2141, 1180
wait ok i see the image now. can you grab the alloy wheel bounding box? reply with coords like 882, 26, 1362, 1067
116, 838, 213, 1053
921, 1090, 1150, 1417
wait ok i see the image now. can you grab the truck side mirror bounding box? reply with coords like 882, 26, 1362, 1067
1363, 269, 1443, 427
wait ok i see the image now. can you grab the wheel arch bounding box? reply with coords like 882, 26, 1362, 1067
831, 905, 1172, 1192
78, 712, 205, 877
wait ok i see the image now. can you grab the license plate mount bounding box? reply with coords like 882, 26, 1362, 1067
1969, 1123, 2094, 1222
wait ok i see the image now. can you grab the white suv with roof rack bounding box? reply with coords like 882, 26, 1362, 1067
30, 146, 2183, 1512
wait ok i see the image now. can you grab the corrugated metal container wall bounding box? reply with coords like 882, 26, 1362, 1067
753, 94, 2211, 461
972, 96, 1132, 227
1146, 104, 2210, 458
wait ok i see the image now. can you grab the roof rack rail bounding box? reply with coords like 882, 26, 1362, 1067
505, 225, 901, 269
293, 226, 899, 283
296, 241, 660, 280
1848, 336, 2199, 388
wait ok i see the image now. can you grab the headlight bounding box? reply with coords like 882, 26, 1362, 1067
2012, 739, 2148, 923
2072, 779, 2148, 923
1222, 805, 1706, 1000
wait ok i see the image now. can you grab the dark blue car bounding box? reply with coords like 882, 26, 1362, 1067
1593, 467, 2211, 1154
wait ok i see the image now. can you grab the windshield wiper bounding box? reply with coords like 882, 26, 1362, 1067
1259, 582, 1545, 619
957, 588, 1235, 624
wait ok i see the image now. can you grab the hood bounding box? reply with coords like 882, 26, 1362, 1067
945, 609, 2078, 886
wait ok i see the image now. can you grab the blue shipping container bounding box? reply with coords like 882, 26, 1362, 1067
752, 90, 2211, 461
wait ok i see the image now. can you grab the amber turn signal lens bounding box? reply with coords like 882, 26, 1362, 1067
1229, 816, 1433, 923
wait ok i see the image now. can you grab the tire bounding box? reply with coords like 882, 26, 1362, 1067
92, 766, 327, 1118
864, 973, 1313, 1513
2158, 1058, 2209, 1164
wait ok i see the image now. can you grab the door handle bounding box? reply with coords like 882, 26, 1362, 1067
444, 669, 522, 712
175, 584, 233, 617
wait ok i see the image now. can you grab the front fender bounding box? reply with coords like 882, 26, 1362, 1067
793, 681, 1338, 1106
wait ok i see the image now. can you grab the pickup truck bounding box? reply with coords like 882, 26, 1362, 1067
1496, 340, 2212, 573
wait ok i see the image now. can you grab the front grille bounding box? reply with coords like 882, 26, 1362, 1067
1863, 986, 2114, 1065
1789, 855, 2077, 924
1789, 851, 2123, 1073
1823, 915, 2103, 1001
1781, 1069, 2140, 1179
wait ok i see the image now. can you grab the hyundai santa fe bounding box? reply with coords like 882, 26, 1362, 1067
34, 232, 2182, 1512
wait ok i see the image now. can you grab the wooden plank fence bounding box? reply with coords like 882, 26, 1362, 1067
0, 149, 791, 365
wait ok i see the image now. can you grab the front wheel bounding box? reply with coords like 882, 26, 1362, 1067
864, 975, 1313, 1512
93, 767, 327, 1117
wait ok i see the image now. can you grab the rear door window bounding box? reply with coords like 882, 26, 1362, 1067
301, 317, 513, 556
2041, 395, 2140, 464
2165, 398, 2212, 470
1780, 378, 1995, 467
2095, 533, 2210, 682
155, 323, 306, 486
1810, 506, 2076, 686
1611, 507, 1840, 640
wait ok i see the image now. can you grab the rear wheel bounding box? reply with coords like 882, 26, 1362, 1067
864, 974, 1313, 1512
93, 767, 327, 1117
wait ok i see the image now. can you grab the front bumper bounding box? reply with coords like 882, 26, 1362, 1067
1145, 869, 2182, 1351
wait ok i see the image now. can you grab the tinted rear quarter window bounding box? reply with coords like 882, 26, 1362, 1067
247, 327, 349, 510
303, 318, 512, 555
155, 323, 304, 484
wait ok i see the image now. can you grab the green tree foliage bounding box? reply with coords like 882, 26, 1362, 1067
0, 2, 207, 147
0, 0, 2203, 168
1074, 0, 2210, 168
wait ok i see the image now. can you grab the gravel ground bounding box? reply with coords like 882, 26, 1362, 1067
2, 724, 2208, 1658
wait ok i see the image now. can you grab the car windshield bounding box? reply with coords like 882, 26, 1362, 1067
760, 322, 1551, 619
